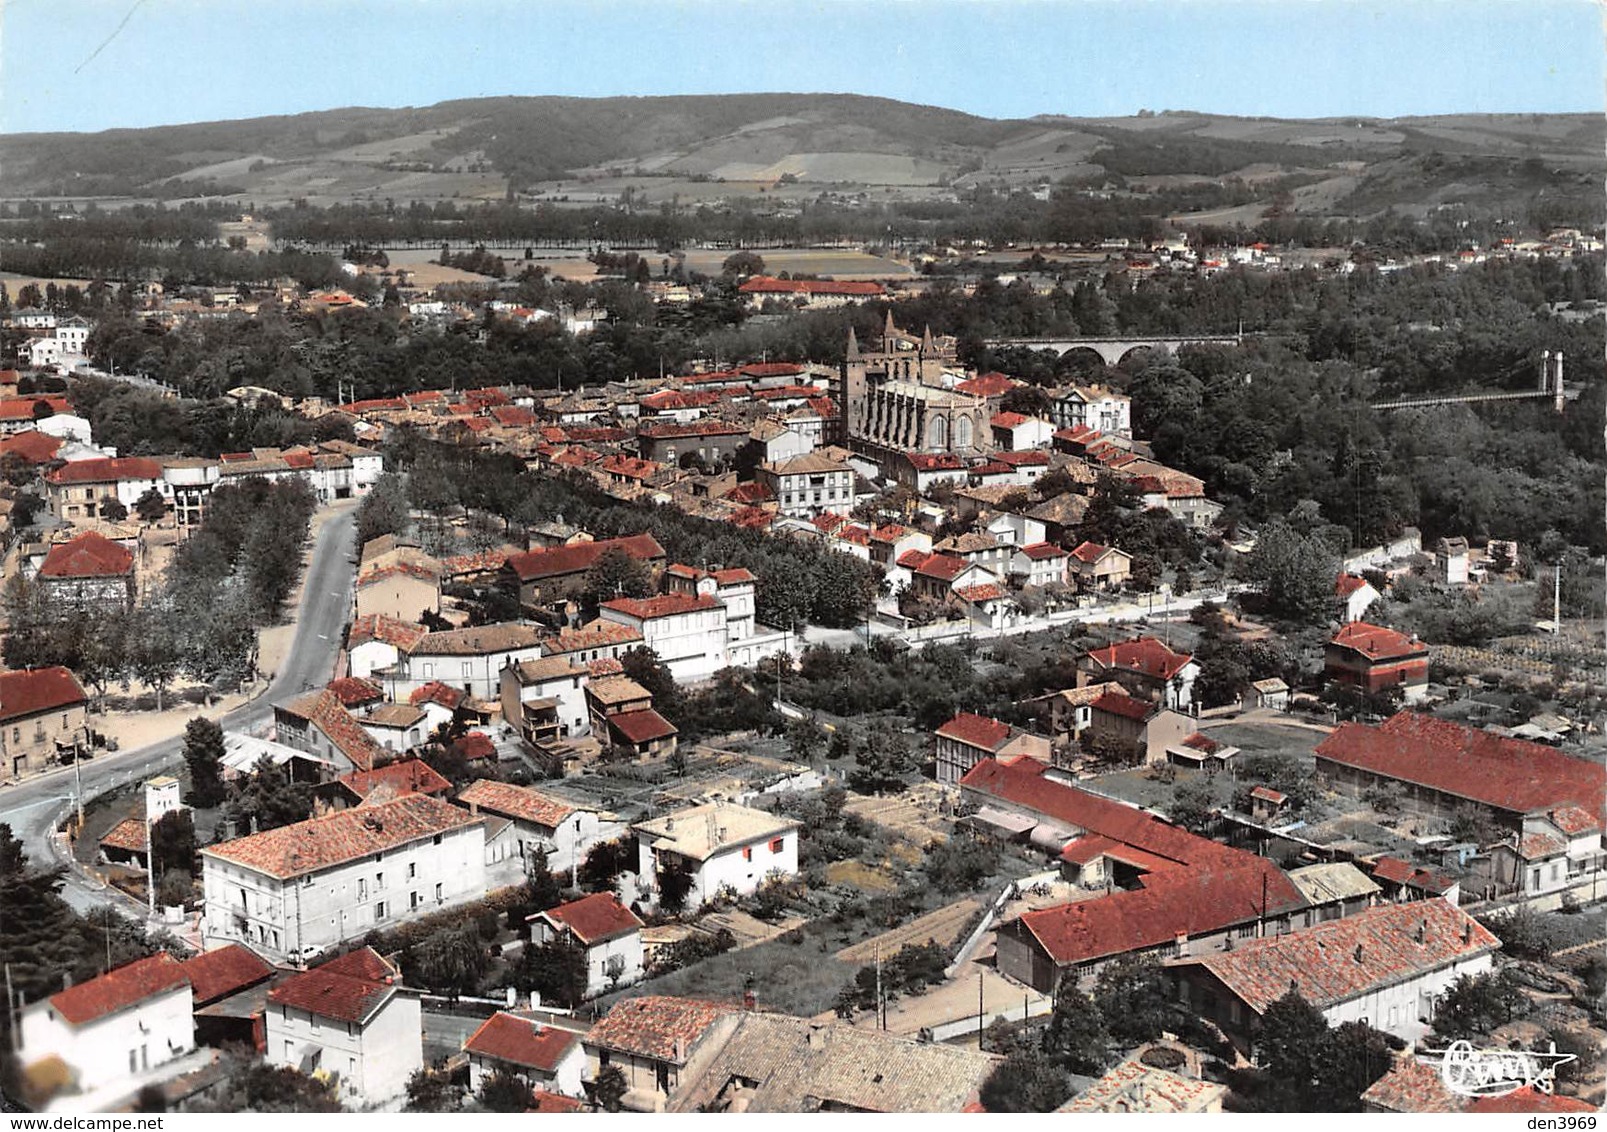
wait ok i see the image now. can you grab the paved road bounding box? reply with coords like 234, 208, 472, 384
0, 509, 357, 913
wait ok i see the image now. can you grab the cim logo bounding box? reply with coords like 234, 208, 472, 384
1419, 1040, 1577, 1098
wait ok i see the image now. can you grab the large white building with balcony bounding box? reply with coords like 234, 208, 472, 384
200, 794, 485, 963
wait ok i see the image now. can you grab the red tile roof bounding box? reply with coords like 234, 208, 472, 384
457, 779, 576, 829
0, 429, 63, 464
544, 621, 643, 655
1547, 805, 1601, 836
325, 676, 384, 707
638, 419, 748, 440
721, 481, 774, 504
609, 708, 678, 745
182, 944, 275, 1006
1328, 621, 1425, 661
1014, 859, 1305, 967
1369, 855, 1457, 894
1360, 1055, 1465, 1113
1248, 785, 1287, 805
537, 892, 643, 946
463, 1012, 580, 1071
955, 372, 1019, 397
895, 549, 930, 569
956, 582, 1006, 603
45, 456, 163, 485
1315, 712, 1605, 817
1085, 637, 1193, 680
1018, 541, 1067, 561
937, 712, 1012, 752
1178, 899, 1499, 1015
904, 452, 966, 472
454, 731, 498, 761
269, 947, 397, 1024
1466, 1088, 1597, 1114
37, 531, 134, 579
505, 534, 666, 582
0, 666, 88, 723
585, 996, 735, 1063
739, 361, 806, 378
279, 689, 384, 772
49, 954, 189, 1026
408, 680, 466, 710
990, 411, 1030, 429
1091, 690, 1155, 722
737, 277, 885, 297
337, 759, 452, 801
530, 1091, 585, 1113
202, 794, 481, 879
994, 449, 1051, 466
99, 817, 148, 854
600, 593, 720, 620
348, 614, 428, 651
1335, 573, 1372, 598
0, 395, 70, 422
914, 553, 969, 582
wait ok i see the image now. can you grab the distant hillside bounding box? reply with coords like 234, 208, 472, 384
1, 95, 1600, 224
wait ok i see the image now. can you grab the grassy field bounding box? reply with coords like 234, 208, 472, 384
678, 247, 913, 278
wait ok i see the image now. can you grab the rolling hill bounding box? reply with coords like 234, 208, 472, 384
1, 94, 1600, 223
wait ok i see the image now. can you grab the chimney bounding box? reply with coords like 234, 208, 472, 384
1174, 932, 1188, 958
743, 987, 756, 1012
666, 817, 675, 832
1463, 921, 1473, 944
468, 799, 479, 817
1415, 919, 1427, 944
1353, 944, 1364, 963
673, 1037, 686, 1064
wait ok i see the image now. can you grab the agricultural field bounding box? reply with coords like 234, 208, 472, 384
678, 247, 914, 278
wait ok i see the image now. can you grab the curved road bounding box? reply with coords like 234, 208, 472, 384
0, 509, 357, 913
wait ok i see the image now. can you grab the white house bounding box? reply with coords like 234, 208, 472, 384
597, 593, 728, 683
389, 622, 546, 701
200, 794, 486, 962
1169, 899, 1501, 1053
1336, 574, 1381, 623
530, 892, 646, 999
463, 1011, 586, 1097
499, 655, 591, 745
631, 801, 801, 910
456, 778, 615, 887
1485, 806, 1605, 898
756, 451, 855, 519
265, 948, 421, 1108
1010, 541, 1070, 589
18, 954, 194, 1102
346, 616, 428, 683
988, 412, 1057, 452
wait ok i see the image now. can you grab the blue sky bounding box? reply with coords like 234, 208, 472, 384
2, 0, 1601, 134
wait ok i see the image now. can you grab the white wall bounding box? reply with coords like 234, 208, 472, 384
19, 985, 194, 1097
1320, 952, 1493, 1042
401, 646, 545, 700
202, 824, 486, 961
637, 831, 798, 909
266, 991, 422, 1107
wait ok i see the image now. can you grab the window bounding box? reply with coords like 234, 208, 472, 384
410, 892, 420, 910
407, 862, 417, 879
357, 879, 367, 900
433, 834, 443, 846
742, 846, 753, 861
376, 872, 384, 890
374, 901, 386, 920
435, 883, 443, 902
302, 875, 314, 887
769, 837, 784, 854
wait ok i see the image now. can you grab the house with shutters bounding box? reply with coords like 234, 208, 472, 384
455, 778, 613, 886
44, 456, 165, 524
1324, 622, 1429, 703
932, 711, 1052, 785
17, 953, 194, 1103
1085, 689, 1194, 765
530, 892, 646, 998
1482, 805, 1604, 898
581, 996, 740, 1112
345, 615, 428, 683
272, 689, 386, 778
1, 666, 90, 781
501, 533, 665, 611
463, 1011, 586, 1097
1168, 898, 1500, 1054
1009, 541, 1070, 589
200, 794, 486, 962
632, 802, 801, 910
386, 622, 546, 702
35, 531, 138, 610
265, 948, 421, 1108
1068, 541, 1133, 591
499, 655, 590, 746
1080, 636, 1199, 711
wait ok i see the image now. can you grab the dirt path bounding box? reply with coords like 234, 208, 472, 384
835, 898, 982, 964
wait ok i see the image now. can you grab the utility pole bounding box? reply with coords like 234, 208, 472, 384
875, 940, 884, 1031
5, 962, 16, 1050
